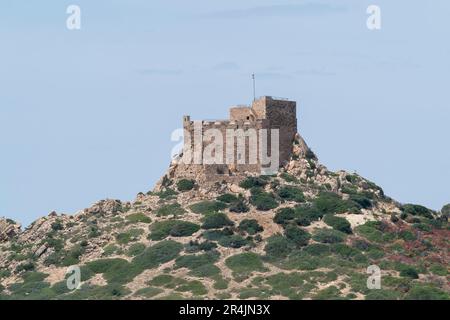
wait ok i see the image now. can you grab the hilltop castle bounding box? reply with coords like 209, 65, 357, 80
165, 96, 309, 185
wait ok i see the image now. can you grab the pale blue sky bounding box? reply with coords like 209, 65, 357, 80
1, 1, 449, 225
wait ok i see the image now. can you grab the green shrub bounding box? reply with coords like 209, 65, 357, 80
0, 270, 11, 280
413, 223, 432, 232
280, 172, 298, 183
441, 203, 450, 215
250, 189, 278, 211
152, 188, 178, 199
345, 174, 359, 184
330, 243, 361, 260
148, 274, 176, 287
362, 179, 384, 196
218, 235, 248, 248
239, 219, 263, 235
264, 235, 293, 259
366, 247, 385, 260
126, 213, 151, 224
102, 244, 119, 256
42, 252, 60, 267
132, 240, 183, 272
225, 253, 266, 278
407, 217, 424, 225
238, 288, 272, 300
399, 266, 419, 279
175, 280, 207, 296
390, 214, 399, 223
15, 262, 35, 273
201, 213, 234, 229
62, 283, 130, 300
22, 272, 48, 283
277, 186, 305, 203
312, 228, 346, 244
295, 205, 323, 223
115, 228, 144, 244
313, 286, 341, 300
175, 251, 220, 276
184, 240, 217, 253
149, 220, 200, 240
134, 287, 163, 298
126, 243, 146, 257
175, 251, 220, 269
213, 278, 229, 291
405, 285, 449, 300
147, 275, 207, 296
217, 194, 238, 203
49, 280, 72, 296
284, 226, 311, 247
354, 221, 395, 243
295, 217, 311, 227
349, 194, 373, 209
323, 215, 352, 234
170, 221, 200, 237
239, 177, 268, 189
189, 201, 227, 215
314, 192, 361, 214
341, 185, 358, 195
265, 272, 305, 297
365, 289, 401, 300
274, 208, 296, 225
399, 230, 417, 241
302, 244, 330, 256
202, 228, 234, 241
402, 204, 434, 219
429, 264, 447, 276
155, 203, 186, 217
88, 226, 101, 238
51, 221, 64, 231
199, 241, 217, 251
86, 258, 133, 284
229, 198, 250, 213
61, 244, 85, 266
177, 179, 195, 192
427, 218, 446, 229
7, 271, 53, 299
43, 242, 85, 267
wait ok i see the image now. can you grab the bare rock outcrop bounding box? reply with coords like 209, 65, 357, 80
83, 199, 124, 216
0, 218, 21, 242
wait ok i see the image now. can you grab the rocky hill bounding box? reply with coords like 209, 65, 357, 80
0, 136, 449, 300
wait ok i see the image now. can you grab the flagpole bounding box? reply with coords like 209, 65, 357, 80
252, 73, 256, 101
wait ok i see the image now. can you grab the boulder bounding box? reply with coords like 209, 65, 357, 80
85, 199, 123, 216
0, 218, 21, 242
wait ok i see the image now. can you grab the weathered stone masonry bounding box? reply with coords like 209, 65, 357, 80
180, 96, 297, 176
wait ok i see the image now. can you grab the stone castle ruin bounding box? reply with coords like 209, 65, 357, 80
164, 96, 310, 185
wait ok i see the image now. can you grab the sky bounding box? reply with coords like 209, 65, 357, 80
0, 0, 449, 226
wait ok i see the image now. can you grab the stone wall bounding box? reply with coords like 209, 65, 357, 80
261, 97, 297, 166
181, 96, 297, 177
229, 106, 256, 121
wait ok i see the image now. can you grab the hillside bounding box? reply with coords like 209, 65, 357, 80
0, 136, 449, 300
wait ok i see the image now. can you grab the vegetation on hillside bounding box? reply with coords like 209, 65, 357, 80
0, 150, 448, 301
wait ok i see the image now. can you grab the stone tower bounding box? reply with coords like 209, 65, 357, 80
179, 96, 297, 177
